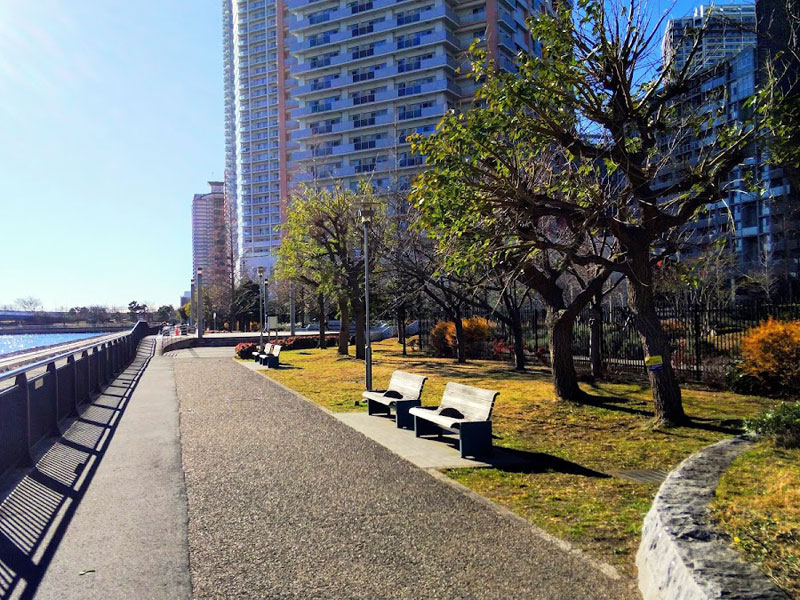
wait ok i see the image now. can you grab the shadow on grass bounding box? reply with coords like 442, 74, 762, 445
580, 391, 744, 435
488, 447, 611, 478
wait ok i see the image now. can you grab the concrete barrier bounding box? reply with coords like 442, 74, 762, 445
637, 436, 789, 600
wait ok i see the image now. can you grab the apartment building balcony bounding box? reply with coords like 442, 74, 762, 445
288, 0, 420, 28
290, 79, 459, 119
292, 136, 395, 161
291, 110, 397, 141
293, 54, 460, 97
289, 5, 457, 53
293, 30, 459, 74
293, 157, 426, 182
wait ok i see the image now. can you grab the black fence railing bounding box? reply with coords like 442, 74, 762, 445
415, 300, 800, 384
0, 321, 156, 483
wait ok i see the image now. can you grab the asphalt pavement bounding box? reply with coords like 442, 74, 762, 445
175, 357, 637, 600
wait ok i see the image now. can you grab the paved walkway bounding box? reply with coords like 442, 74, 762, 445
175, 356, 637, 599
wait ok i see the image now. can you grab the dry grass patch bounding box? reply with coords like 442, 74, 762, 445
712, 442, 800, 598
261, 339, 775, 575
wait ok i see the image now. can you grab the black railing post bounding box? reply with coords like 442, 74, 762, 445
693, 302, 702, 381
17, 372, 34, 467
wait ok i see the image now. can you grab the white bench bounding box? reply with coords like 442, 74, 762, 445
257, 344, 282, 368
363, 370, 427, 429
409, 382, 498, 458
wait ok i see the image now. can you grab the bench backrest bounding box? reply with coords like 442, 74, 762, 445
270, 344, 282, 357
263, 343, 273, 354
387, 370, 427, 399
439, 382, 498, 421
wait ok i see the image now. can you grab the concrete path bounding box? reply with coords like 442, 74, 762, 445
0, 337, 191, 600
175, 356, 637, 599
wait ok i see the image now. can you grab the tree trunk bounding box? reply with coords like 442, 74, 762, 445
317, 293, 326, 350
628, 256, 686, 426
547, 308, 587, 402
453, 314, 466, 364
509, 308, 526, 371
337, 298, 349, 356
589, 293, 603, 379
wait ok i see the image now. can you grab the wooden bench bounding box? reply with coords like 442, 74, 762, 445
255, 343, 272, 364
409, 382, 498, 458
363, 370, 427, 429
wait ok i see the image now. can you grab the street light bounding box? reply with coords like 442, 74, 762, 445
196, 268, 204, 340
190, 277, 195, 329
357, 199, 377, 391
264, 277, 270, 342
257, 266, 265, 352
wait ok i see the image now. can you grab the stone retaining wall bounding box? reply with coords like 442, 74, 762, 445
636, 436, 789, 600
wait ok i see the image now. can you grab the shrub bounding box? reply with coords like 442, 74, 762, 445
490, 338, 513, 361
428, 317, 494, 359
741, 318, 800, 396
746, 401, 800, 448
429, 321, 453, 357
235, 342, 257, 359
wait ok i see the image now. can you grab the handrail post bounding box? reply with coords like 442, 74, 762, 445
17, 372, 34, 466
46, 362, 60, 437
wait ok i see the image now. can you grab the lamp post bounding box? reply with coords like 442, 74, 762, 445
357, 200, 375, 391
257, 266, 265, 352
289, 282, 296, 336
196, 268, 204, 340
264, 277, 270, 342
190, 277, 195, 329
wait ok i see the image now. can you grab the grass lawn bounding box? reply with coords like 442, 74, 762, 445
712, 441, 800, 598
259, 338, 776, 576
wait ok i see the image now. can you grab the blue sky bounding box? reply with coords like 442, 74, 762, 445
0, 1, 222, 310
0, 0, 747, 311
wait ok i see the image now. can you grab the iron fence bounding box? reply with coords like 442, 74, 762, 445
414, 300, 800, 383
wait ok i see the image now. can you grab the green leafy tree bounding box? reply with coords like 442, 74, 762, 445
276, 182, 383, 358
412, 0, 782, 425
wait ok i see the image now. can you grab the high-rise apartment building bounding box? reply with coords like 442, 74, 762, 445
223, 0, 290, 279
662, 3, 757, 74
192, 181, 231, 289
224, 0, 546, 279
286, 0, 543, 191
661, 2, 799, 287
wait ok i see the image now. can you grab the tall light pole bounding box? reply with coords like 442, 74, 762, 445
289, 282, 296, 336
190, 277, 195, 329
257, 266, 265, 352
264, 277, 272, 341
196, 268, 204, 340
357, 200, 375, 391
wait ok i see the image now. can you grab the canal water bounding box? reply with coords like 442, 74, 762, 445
0, 332, 110, 357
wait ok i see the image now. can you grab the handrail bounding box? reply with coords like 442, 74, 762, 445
0, 320, 158, 483
0, 325, 139, 383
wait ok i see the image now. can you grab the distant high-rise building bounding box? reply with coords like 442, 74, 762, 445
660, 2, 799, 290
192, 181, 231, 289
662, 3, 757, 73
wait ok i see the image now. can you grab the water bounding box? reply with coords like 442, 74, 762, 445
0, 332, 110, 357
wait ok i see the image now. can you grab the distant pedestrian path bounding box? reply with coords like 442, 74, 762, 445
175, 356, 636, 599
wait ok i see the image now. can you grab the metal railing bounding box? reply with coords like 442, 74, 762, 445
0, 321, 156, 482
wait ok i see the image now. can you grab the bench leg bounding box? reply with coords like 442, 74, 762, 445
458, 421, 493, 458
367, 398, 390, 417
414, 415, 441, 438
394, 399, 421, 429
266, 356, 279, 368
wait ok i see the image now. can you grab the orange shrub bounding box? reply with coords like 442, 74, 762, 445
741, 318, 800, 396
430, 320, 453, 357
429, 317, 494, 358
